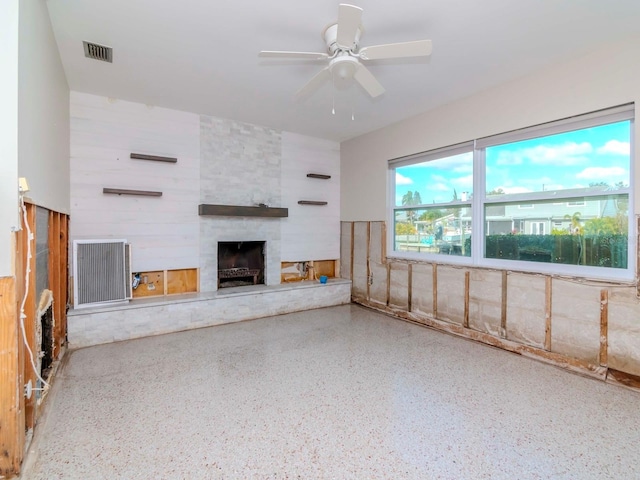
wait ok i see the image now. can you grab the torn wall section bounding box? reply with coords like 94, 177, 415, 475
341, 220, 640, 389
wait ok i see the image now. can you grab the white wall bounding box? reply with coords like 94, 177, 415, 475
18, 0, 69, 214
70, 92, 201, 272
281, 132, 340, 261
341, 36, 640, 221
70, 94, 341, 288
0, 0, 19, 277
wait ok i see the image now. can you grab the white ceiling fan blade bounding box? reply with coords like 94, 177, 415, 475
353, 65, 385, 98
336, 4, 363, 48
259, 51, 329, 60
359, 40, 432, 60
295, 67, 331, 101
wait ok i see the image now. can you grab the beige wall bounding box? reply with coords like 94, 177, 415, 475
18, 0, 70, 214
341, 35, 640, 221
0, 0, 20, 277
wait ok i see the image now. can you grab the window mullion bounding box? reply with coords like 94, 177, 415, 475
472, 143, 485, 264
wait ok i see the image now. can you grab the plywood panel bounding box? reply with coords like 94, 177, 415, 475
0, 276, 23, 477
312, 260, 336, 278
167, 268, 198, 294
132, 271, 165, 298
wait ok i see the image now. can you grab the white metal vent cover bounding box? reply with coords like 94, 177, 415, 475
73, 239, 131, 308
83, 41, 113, 63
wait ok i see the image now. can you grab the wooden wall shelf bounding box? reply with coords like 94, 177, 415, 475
307, 173, 331, 179
130, 153, 178, 163
198, 204, 288, 218
298, 201, 328, 206
103, 188, 163, 197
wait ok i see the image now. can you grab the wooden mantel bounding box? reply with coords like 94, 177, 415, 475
198, 204, 288, 218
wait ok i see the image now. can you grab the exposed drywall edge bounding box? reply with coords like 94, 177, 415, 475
0, 0, 20, 277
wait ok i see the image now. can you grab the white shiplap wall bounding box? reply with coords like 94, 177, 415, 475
280, 132, 340, 261
70, 92, 200, 271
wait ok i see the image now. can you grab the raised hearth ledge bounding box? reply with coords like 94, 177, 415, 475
67, 279, 351, 348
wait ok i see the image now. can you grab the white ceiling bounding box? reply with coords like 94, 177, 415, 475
46, 0, 640, 142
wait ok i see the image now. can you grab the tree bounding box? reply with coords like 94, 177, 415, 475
564, 211, 583, 235
401, 190, 423, 225
487, 187, 505, 196
395, 222, 417, 235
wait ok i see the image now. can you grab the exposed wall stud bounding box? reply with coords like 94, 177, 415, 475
544, 276, 552, 351
599, 289, 609, 367
408, 264, 413, 312
386, 262, 391, 306
464, 271, 470, 328
500, 270, 507, 338
432, 264, 438, 319
350, 222, 355, 281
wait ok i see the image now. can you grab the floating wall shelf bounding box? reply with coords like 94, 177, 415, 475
298, 201, 328, 206
130, 153, 178, 163
198, 204, 288, 218
103, 188, 163, 197
306, 173, 331, 180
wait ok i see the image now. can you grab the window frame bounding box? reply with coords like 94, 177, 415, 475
388, 104, 636, 281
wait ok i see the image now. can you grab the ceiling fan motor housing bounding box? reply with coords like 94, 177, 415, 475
323, 23, 362, 54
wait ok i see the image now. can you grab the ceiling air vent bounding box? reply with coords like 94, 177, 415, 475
83, 41, 113, 63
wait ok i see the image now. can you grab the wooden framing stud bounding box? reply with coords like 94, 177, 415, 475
432, 264, 438, 319
0, 277, 23, 477
463, 271, 470, 328
500, 270, 507, 338
544, 276, 552, 351
599, 289, 609, 367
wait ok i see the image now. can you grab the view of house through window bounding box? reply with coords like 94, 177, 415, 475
390, 106, 634, 278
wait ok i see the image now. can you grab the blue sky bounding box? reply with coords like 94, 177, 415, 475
395, 121, 631, 206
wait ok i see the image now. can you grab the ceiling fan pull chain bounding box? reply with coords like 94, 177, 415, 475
332, 77, 336, 115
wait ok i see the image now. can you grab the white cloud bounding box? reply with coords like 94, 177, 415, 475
414, 152, 473, 170
452, 174, 473, 189
429, 182, 451, 192
576, 166, 627, 179
396, 173, 413, 185
497, 142, 593, 166
597, 140, 630, 156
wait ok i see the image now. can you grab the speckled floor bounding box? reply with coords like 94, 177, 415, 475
21, 304, 640, 479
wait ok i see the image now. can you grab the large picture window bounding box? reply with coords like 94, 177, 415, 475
389, 105, 635, 280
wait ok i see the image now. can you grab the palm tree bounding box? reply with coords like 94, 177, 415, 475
564, 211, 584, 264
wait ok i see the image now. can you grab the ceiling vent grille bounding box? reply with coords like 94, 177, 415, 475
83, 41, 113, 63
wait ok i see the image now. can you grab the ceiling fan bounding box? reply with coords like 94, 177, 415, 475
259, 3, 432, 101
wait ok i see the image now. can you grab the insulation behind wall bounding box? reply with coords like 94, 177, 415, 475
352, 222, 369, 301
468, 269, 502, 337
506, 273, 546, 348
551, 280, 601, 363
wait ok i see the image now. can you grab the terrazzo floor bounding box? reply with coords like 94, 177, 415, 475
21, 304, 640, 479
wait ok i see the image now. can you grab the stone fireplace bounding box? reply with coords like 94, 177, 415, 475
217, 241, 265, 288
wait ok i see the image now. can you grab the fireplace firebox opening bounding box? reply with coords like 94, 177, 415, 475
218, 241, 265, 288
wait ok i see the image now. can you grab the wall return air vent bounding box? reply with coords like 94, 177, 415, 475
83, 41, 113, 63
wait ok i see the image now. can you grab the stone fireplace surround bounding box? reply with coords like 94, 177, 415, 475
66, 112, 348, 348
